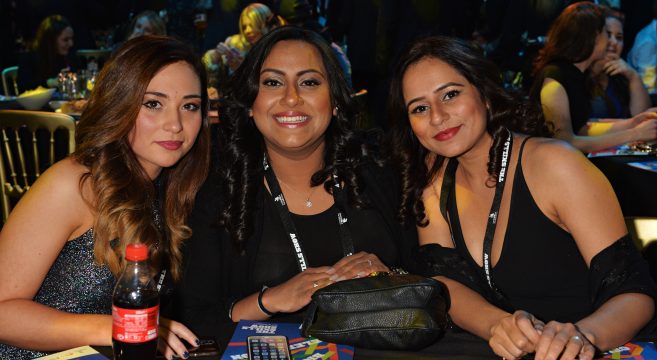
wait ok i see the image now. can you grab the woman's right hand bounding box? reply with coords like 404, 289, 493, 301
628, 111, 657, 142
488, 310, 543, 360
157, 317, 199, 360
262, 266, 333, 314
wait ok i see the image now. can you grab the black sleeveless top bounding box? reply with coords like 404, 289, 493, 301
251, 191, 400, 289
530, 61, 590, 133
447, 138, 591, 322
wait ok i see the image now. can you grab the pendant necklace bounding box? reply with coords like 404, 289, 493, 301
278, 179, 318, 208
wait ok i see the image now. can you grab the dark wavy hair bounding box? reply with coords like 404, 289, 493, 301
533, 2, 606, 75
386, 36, 549, 227
32, 14, 72, 85
218, 26, 363, 250
74, 35, 210, 281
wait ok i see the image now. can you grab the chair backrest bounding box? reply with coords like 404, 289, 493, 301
1, 66, 19, 97
0, 110, 76, 222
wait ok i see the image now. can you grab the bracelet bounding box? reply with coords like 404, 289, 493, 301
227, 299, 237, 321
257, 285, 275, 317
390, 267, 408, 275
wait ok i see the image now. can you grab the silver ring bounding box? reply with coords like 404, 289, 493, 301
571, 335, 582, 343
312, 281, 319, 288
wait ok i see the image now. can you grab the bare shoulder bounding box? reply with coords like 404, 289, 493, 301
521, 137, 595, 182
7, 157, 94, 236
31, 157, 90, 200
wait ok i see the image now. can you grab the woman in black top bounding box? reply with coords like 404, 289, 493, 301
177, 27, 417, 335
387, 35, 656, 360
17, 14, 77, 93
530, 2, 657, 153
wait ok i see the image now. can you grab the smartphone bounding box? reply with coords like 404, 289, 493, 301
247, 335, 291, 360
157, 337, 221, 359
188, 338, 221, 358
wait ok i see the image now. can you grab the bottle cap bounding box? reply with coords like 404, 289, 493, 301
125, 243, 149, 261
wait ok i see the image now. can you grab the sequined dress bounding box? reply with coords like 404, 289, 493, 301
0, 229, 115, 359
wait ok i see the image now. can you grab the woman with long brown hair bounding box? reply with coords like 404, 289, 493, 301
0, 35, 210, 359
17, 14, 77, 92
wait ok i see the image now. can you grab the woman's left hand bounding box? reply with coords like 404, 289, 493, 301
328, 252, 390, 282
534, 321, 596, 360
157, 317, 200, 360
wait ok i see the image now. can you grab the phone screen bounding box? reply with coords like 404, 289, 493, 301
247, 335, 291, 360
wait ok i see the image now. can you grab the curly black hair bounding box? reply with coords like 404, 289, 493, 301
385, 36, 550, 228
218, 26, 367, 251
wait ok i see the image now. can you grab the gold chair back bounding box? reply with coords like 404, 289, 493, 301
1, 66, 19, 97
0, 110, 76, 222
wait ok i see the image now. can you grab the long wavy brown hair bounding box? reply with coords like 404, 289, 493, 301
73, 35, 210, 281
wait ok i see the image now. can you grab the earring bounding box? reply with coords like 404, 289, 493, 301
333, 106, 339, 116
248, 109, 253, 117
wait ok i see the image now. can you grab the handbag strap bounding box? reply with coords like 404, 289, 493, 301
262, 154, 355, 273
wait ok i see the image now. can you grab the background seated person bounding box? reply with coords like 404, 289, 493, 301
530, 2, 657, 153
17, 14, 77, 92
589, 8, 651, 119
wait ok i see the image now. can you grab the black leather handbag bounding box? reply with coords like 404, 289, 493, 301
301, 273, 450, 350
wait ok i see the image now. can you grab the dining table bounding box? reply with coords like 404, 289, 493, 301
91, 321, 656, 360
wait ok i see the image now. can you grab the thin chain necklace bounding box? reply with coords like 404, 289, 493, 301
277, 178, 318, 208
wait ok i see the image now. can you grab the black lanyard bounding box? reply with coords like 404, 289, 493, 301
262, 155, 355, 273
442, 129, 513, 290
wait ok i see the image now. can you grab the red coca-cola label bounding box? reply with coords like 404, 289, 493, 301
112, 305, 159, 343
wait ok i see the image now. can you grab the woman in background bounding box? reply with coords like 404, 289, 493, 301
589, 8, 651, 119
530, 2, 657, 153
203, 3, 286, 92
0, 35, 210, 360
387, 35, 656, 359
17, 14, 77, 92
126, 10, 167, 40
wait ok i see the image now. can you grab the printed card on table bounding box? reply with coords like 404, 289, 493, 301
600, 342, 656, 360
34, 346, 109, 360
221, 320, 354, 360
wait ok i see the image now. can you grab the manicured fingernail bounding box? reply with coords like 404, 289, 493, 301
329, 274, 338, 281
336, 276, 345, 281
327, 267, 335, 274
357, 271, 367, 277
195, 339, 200, 346
183, 351, 190, 359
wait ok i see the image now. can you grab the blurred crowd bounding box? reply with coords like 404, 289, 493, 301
1, 0, 657, 128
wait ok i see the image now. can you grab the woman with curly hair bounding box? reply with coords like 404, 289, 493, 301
0, 35, 210, 359
177, 26, 417, 334
386, 35, 656, 359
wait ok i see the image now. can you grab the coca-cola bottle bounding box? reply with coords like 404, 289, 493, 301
112, 243, 159, 360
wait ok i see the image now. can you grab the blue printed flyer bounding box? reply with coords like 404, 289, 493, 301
600, 342, 657, 360
221, 320, 354, 360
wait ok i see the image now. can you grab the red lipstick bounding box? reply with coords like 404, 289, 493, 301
433, 126, 461, 141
